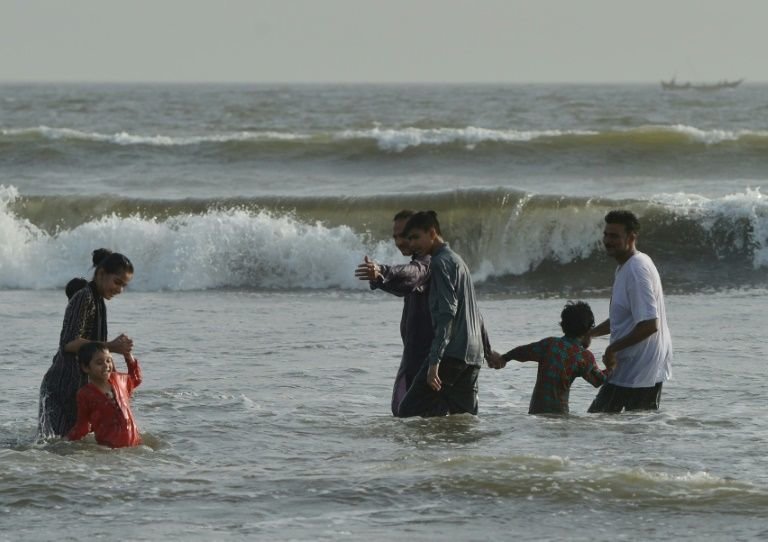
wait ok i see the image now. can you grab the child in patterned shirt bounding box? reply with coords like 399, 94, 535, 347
492, 301, 615, 414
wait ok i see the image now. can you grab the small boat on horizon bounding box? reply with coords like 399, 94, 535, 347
660, 77, 744, 91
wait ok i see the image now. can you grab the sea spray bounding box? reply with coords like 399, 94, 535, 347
0, 191, 404, 291
2, 185, 766, 293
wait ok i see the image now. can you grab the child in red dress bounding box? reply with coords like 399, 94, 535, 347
68, 342, 143, 448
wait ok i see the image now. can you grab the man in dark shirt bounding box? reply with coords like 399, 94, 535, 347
355, 210, 435, 415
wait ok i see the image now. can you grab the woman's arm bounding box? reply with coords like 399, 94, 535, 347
63, 334, 133, 355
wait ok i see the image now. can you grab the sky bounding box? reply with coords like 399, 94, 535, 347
0, 0, 764, 83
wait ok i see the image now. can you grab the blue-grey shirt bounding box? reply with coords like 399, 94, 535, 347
426, 244, 485, 366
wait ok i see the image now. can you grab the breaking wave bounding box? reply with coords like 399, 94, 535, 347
1, 185, 766, 294
3, 124, 768, 157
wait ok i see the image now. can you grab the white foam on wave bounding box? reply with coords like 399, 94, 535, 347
610, 467, 763, 498
338, 126, 597, 152
646, 124, 768, 144
339, 124, 768, 151
0, 187, 405, 291
470, 196, 605, 281
665, 124, 742, 144
652, 187, 768, 267
622, 468, 729, 486
0, 126, 310, 146
0, 185, 52, 288
3, 125, 597, 151
4, 124, 768, 150
2, 185, 766, 291
467, 188, 768, 279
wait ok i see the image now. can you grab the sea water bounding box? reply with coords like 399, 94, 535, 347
1, 84, 767, 540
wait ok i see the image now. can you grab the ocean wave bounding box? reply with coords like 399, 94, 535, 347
0, 126, 310, 146
0, 185, 396, 291
336, 126, 599, 151
403, 454, 768, 511
3, 125, 768, 155
1, 185, 766, 293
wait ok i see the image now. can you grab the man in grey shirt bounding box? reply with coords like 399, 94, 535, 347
397, 210, 497, 417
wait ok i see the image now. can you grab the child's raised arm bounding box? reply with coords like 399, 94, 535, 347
122, 352, 142, 392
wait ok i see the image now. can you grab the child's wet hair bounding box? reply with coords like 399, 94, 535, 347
65, 278, 88, 299
77, 342, 109, 369
560, 301, 595, 338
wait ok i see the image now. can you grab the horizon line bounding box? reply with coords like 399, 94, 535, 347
0, 78, 763, 86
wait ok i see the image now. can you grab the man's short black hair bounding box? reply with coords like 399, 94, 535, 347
393, 209, 415, 222
605, 210, 640, 234
560, 301, 595, 338
404, 210, 441, 236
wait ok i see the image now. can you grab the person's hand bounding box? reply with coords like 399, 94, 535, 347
602, 346, 617, 370
108, 333, 133, 355
487, 351, 507, 369
428, 363, 442, 391
354, 255, 381, 282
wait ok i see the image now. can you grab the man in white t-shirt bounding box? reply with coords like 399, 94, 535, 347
588, 210, 673, 412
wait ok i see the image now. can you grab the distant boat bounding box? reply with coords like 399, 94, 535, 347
660, 77, 744, 91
